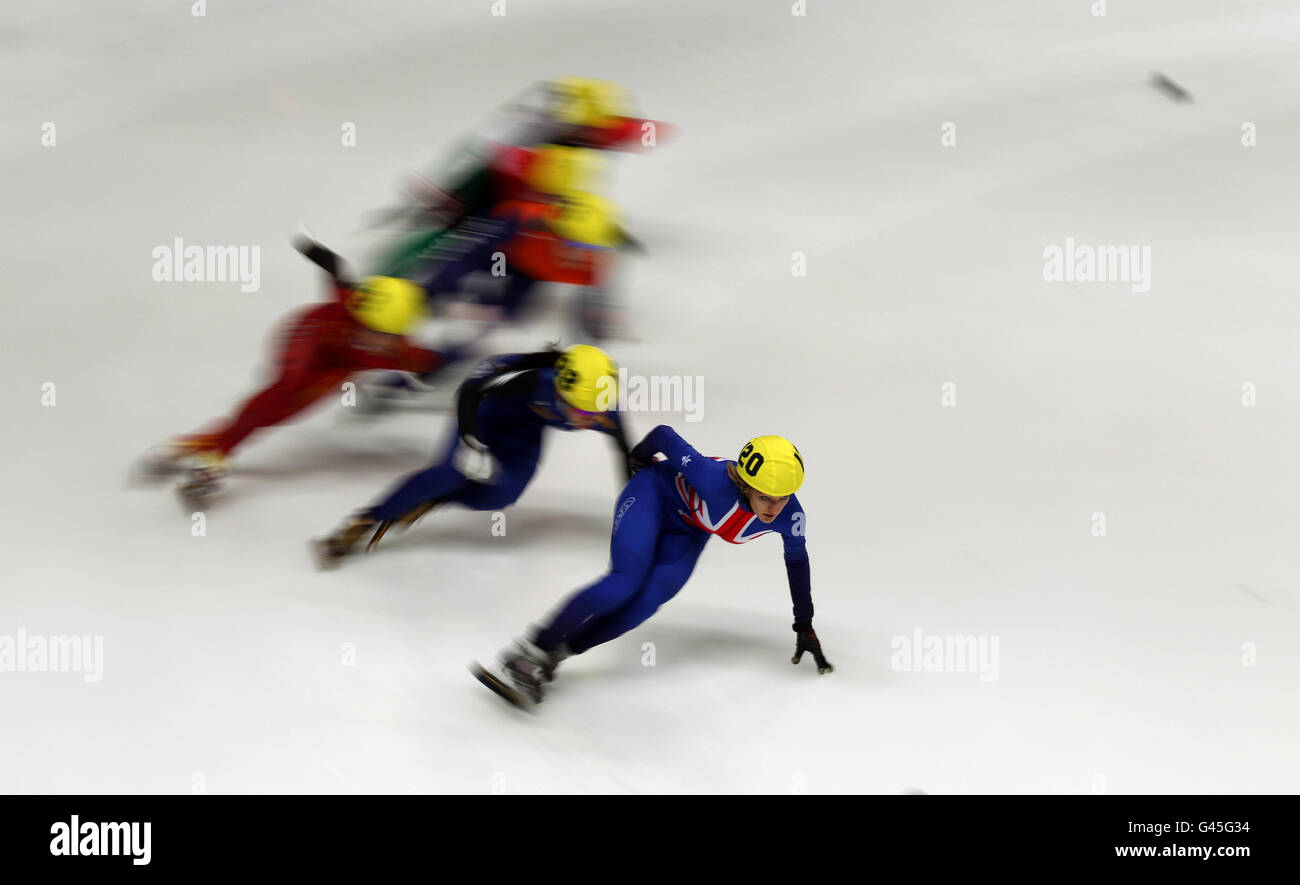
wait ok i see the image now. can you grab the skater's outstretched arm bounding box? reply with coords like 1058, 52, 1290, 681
777, 500, 831, 674
627, 424, 720, 489
603, 411, 636, 481
779, 501, 813, 626
293, 236, 358, 289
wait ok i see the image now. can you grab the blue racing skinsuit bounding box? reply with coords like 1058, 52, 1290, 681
535, 425, 812, 655
368, 351, 632, 521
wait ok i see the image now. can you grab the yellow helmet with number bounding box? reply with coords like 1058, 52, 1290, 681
551, 77, 629, 128
347, 276, 427, 334
549, 191, 619, 248
525, 144, 604, 196
553, 344, 618, 412
735, 436, 805, 496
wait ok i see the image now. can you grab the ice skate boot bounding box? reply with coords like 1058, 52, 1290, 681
175, 450, 229, 509
133, 434, 219, 483
471, 637, 556, 710
313, 511, 381, 570
362, 497, 449, 553
540, 640, 569, 684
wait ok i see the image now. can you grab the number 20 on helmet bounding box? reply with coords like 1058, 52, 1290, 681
735, 436, 804, 497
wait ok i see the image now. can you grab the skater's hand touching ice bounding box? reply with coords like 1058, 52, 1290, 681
792, 622, 833, 674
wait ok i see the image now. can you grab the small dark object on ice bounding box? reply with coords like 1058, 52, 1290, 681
1150, 72, 1193, 103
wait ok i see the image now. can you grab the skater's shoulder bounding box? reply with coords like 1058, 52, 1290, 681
675, 456, 740, 495
474, 351, 529, 374
470, 348, 556, 379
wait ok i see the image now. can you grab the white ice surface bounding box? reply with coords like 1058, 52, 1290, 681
2, 0, 1299, 793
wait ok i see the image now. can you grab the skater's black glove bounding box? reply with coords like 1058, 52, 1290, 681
792, 622, 833, 674
292, 236, 349, 283
627, 453, 651, 476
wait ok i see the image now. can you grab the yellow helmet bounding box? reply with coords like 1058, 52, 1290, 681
735, 436, 805, 496
553, 344, 618, 412
549, 191, 619, 248
551, 77, 628, 128
525, 144, 604, 196
347, 276, 427, 334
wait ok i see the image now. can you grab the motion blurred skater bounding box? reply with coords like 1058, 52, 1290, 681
473, 425, 832, 710
356, 154, 634, 412
136, 238, 456, 505
410, 161, 629, 338
371, 76, 674, 251
314, 343, 634, 567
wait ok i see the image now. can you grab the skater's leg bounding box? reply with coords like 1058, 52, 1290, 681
367, 430, 469, 521
328, 425, 541, 562
451, 445, 542, 511
367, 425, 541, 521
565, 531, 707, 654
319, 431, 467, 564
171, 362, 350, 503
475, 486, 698, 707
533, 472, 663, 652
211, 368, 350, 456
201, 306, 356, 457
317, 437, 466, 565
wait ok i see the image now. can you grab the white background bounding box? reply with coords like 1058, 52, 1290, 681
2, 0, 1298, 793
